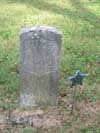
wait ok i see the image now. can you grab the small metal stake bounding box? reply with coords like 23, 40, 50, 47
71, 85, 77, 114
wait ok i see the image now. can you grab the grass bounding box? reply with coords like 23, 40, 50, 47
0, 0, 100, 132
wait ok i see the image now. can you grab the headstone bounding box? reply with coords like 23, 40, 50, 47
20, 26, 62, 107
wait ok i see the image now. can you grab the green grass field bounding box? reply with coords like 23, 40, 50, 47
0, 0, 100, 132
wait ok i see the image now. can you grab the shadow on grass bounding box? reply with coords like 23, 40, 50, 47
3, 0, 100, 28
69, 0, 100, 27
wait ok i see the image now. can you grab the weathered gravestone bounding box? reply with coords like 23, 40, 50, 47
20, 26, 62, 107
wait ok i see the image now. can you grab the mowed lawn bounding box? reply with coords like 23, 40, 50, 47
0, 0, 100, 132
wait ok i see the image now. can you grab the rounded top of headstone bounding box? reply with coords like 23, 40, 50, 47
20, 25, 62, 36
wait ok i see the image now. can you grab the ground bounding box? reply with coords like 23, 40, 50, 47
0, 0, 100, 132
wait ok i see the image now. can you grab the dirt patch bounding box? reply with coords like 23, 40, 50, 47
0, 93, 100, 131
7, 107, 67, 129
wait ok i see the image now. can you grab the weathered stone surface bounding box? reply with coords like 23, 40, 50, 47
20, 26, 62, 107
